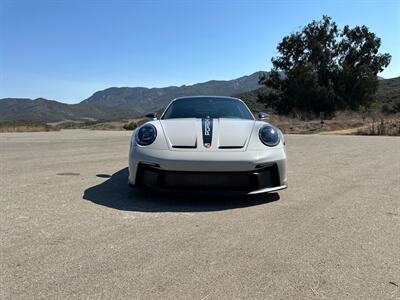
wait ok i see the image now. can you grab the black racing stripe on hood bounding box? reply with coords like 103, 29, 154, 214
202, 117, 213, 147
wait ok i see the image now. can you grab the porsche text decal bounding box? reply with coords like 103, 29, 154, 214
202, 117, 213, 148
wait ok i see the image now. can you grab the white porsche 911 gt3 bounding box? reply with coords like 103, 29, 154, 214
129, 96, 287, 194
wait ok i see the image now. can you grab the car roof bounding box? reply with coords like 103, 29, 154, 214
172, 96, 245, 103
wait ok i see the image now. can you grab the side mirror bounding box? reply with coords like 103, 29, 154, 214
145, 112, 157, 120
258, 112, 270, 120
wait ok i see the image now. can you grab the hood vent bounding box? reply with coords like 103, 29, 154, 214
218, 146, 243, 149
160, 118, 198, 148
172, 145, 197, 149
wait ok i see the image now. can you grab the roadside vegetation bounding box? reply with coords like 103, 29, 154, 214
356, 116, 400, 136
258, 16, 392, 117
254, 15, 398, 136
0, 120, 59, 132
122, 118, 147, 130
52, 118, 148, 131
56, 120, 130, 131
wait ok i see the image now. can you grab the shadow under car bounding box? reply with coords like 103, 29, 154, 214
83, 167, 280, 213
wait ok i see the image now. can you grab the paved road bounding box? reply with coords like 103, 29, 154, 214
1, 130, 399, 299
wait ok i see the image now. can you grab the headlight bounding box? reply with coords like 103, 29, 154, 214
135, 124, 157, 146
259, 125, 280, 147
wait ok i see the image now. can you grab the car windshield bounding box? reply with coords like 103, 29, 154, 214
161, 97, 254, 120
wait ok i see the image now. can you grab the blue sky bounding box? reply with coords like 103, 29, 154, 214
1, 0, 399, 103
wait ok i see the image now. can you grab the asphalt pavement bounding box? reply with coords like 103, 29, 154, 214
1, 130, 399, 299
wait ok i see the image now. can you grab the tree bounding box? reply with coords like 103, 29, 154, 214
336, 25, 391, 109
259, 16, 391, 117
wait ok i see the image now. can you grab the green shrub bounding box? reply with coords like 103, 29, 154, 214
381, 102, 397, 114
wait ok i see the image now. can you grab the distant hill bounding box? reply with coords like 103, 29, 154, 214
81, 71, 263, 113
1, 73, 399, 122
235, 76, 400, 113
234, 87, 270, 112
0, 72, 263, 122
376, 76, 400, 104
0, 98, 140, 122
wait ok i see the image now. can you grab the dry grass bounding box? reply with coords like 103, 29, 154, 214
270, 111, 366, 134
4, 111, 396, 136
268, 111, 400, 136
55, 118, 148, 131
122, 118, 147, 130
356, 117, 400, 136
56, 111, 397, 136
57, 120, 128, 131
0, 120, 58, 133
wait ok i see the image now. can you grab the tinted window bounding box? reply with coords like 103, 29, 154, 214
162, 97, 254, 120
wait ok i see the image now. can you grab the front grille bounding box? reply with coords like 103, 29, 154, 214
136, 163, 280, 192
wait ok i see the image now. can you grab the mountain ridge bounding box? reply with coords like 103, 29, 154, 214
1, 72, 399, 122
0, 72, 263, 122
81, 71, 263, 113
0, 97, 141, 122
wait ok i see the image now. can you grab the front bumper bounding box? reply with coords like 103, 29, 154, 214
133, 163, 286, 195
129, 146, 287, 194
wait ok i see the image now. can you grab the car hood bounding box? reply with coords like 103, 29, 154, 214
159, 118, 255, 151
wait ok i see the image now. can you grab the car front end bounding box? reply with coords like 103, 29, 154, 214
128, 96, 287, 195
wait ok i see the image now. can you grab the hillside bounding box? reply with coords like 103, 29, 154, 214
237, 76, 400, 113
0, 98, 140, 122
234, 87, 270, 112
81, 71, 263, 113
376, 76, 400, 104
0, 72, 263, 122
1, 73, 399, 122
